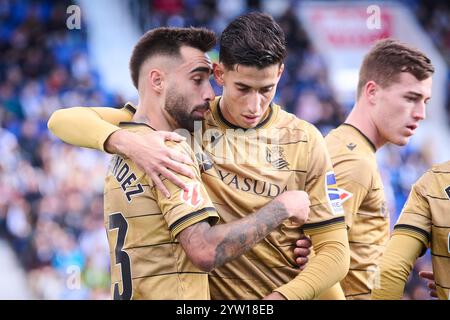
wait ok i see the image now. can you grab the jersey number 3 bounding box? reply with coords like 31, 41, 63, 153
109, 212, 132, 300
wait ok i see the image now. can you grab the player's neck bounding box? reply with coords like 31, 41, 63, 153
134, 96, 173, 131
218, 97, 234, 125
345, 103, 386, 151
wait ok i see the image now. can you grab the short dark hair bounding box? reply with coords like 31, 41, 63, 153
219, 12, 286, 70
357, 38, 434, 98
130, 27, 216, 89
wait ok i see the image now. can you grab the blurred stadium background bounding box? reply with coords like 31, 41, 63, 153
0, 0, 448, 299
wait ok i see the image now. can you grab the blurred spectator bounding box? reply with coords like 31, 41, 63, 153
0, 0, 113, 299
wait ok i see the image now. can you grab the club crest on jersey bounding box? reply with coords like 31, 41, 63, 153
266, 146, 290, 170
181, 182, 203, 208
196, 152, 214, 173
325, 171, 344, 216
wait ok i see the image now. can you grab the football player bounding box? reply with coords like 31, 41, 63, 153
325, 39, 434, 299
372, 161, 450, 300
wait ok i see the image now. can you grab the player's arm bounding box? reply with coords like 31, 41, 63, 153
269, 127, 350, 300
47, 104, 134, 151
372, 175, 431, 300
270, 227, 349, 300
177, 190, 310, 272
47, 104, 194, 196
330, 157, 372, 231
371, 234, 424, 300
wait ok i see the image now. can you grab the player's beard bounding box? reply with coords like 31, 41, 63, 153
165, 89, 209, 132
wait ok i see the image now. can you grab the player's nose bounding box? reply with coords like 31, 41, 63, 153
412, 101, 426, 121
203, 83, 215, 102
246, 92, 261, 114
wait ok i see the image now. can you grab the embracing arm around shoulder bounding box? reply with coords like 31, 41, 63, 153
48, 105, 196, 195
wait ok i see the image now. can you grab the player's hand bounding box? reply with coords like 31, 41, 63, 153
419, 270, 438, 298
105, 129, 195, 197
293, 234, 312, 270
274, 191, 310, 225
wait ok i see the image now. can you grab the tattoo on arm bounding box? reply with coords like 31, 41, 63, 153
178, 200, 289, 271
213, 200, 288, 268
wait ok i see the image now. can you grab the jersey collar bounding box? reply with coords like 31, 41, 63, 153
342, 123, 377, 152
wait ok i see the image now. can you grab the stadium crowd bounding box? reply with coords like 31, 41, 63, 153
0, 0, 448, 299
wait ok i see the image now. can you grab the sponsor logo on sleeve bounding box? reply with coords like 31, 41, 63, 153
325, 171, 345, 216
181, 182, 203, 208
338, 188, 353, 204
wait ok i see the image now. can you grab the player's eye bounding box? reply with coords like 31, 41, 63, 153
237, 87, 249, 92
260, 87, 273, 94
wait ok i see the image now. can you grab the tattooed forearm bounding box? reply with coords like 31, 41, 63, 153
178, 190, 309, 271
177, 221, 217, 271
212, 200, 289, 269
178, 199, 292, 272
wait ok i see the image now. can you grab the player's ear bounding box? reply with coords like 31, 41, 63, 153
213, 63, 225, 86
148, 69, 164, 93
277, 63, 285, 78
365, 81, 378, 105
